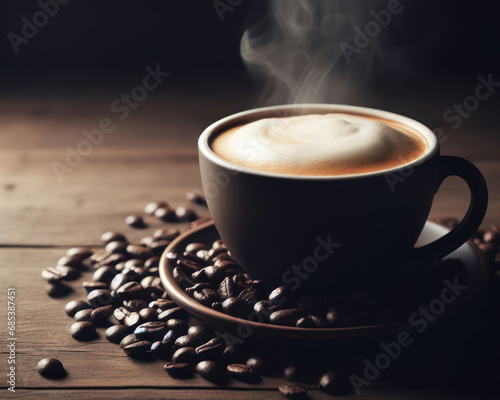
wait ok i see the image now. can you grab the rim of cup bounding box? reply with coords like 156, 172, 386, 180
198, 104, 439, 180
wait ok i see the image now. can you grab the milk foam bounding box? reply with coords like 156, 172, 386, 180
212, 113, 426, 176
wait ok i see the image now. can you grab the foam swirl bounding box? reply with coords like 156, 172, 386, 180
212, 113, 426, 176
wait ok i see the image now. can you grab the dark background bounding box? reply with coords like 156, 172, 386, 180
1, 0, 499, 93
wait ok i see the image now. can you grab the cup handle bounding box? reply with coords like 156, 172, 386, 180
412, 155, 488, 265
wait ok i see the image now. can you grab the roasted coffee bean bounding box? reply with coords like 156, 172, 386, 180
57, 265, 80, 281
124, 259, 144, 268
154, 227, 180, 241
105, 240, 129, 254
101, 231, 127, 244
150, 240, 170, 256
319, 371, 351, 395
173, 267, 194, 288
187, 326, 215, 346
218, 276, 238, 299
296, 316, 316, 328
150, 340, 171, 358
193, 288, 220, 306
172, 347, 197, 364
191, 269, 209, 283
66, 246, 93, 260
254, 300, 280, 316
222, 297, 252, 319
91, 305, 114, 324
269, 285, 293, 305
57, 255, 84, 269
279, 382, 307, 399
105, 325, 130, 343
269, 309, 305, 326
144, 256, 160, 269
124, 299, 149, 311
65, 300, 91, 317
174, 335, 191, 348
117, 281, 147, 300
186, 192, 207, 207
158, 307, 187, 321
134, 321, 167, 341
123, 340, 151, 357
93, 266, 118, 284
120, 334, 140, 348
185, 283, 212, 296
246, 357, 266, 375
211, 302, 223, 312
195, 337, 225, 360
141, 275, 162, 289
238, 288, 258, 306
207, 247, 229, 263
82, 281, 108, 293
124, 312, 141, 327
145, 201, 168, 215
175, 206, 198, 222
139, 236, 154, 247
308, 314, 328, 328
150, 299, 175, 310
114, 306, 132, 324
227, 363, 255, 380
110, 272, 135, 291
45, 282, 71, 298
91, 250, 113, 265
212, 239, 225, 249
139, 307, 157, 322
165, 319, 189, 335
74, 309, 94, 322
479, 242, 498, 260
87, 289, 113, 308
196, 250, 209, 260
185, 242, 209, 254
154, 206, 177, 222
70, 321, 97, 341
37, 358, 66, 379
126, 214, 147, 228
98, 253, 128, 268
127, 244, 154, 260
195, 360, 226, 382
164, 362, 192, 377
161, 330, 180, 347
41, 266, 69, 282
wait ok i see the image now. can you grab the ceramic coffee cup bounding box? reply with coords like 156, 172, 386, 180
198, 104, 488, 296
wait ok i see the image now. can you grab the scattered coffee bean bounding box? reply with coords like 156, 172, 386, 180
222, 297, 251, 319
195, 360, 226, 382
37, 358, 66, 379
66, 246, 93, 260
65, 300, 91, 317
126, 214, 147, 228
151, 240, 170, 256
172, 347, 197, 364
175, 206, 198, 222
186, 192, 207, 207
279, 382, 307, 399
269, 309, 305, 326
165, 319, 189, 335
105, 240, 129, 254
150, 340, 171, 358
144, 256, 161, 269
120, 334, 140, 348
57, 255, 85, 269
123, 340, 151, 357
139, 307, 157, 322
70, 321, 97, 341
117, 281, 146, 300
145, 201, 168, 215
154, 227, 180, 241
154, 206, 177, 222
195, 337, 225, 360
127, 244, 153, 260
100, 231, 127, 244
41, 266, 69, 283
227, 363, 255, 380
158, 307, 187, 321
105, 324, 130, 343
319, 371, 351, 395
93, 266, 118, 284
91, 305, 114, 324
74, 308, 94, 322
82, 281, 108, 293
87, 289, 113, 308
246, 356, 266, 375
164, 362, 192, 378
134, 321, 167, 341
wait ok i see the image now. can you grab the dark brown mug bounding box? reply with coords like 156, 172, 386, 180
198, 104, 488, 296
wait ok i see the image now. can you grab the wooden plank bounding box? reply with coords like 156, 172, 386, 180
10, 388, 476, 400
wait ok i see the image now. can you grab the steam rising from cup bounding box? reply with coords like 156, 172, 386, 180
240, 0, 389, 106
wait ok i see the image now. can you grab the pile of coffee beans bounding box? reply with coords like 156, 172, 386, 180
40, 198, 500, 398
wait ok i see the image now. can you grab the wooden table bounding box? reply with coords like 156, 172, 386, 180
1, 77, 499, 399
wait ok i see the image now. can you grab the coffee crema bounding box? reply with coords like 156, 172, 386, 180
211, 113, 428, 176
